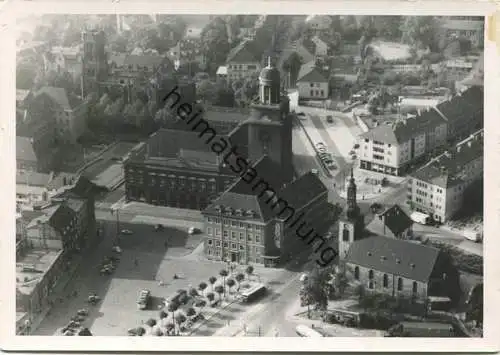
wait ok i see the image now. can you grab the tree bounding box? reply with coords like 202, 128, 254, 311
372, 16, 403, 41
189, 288, 199, 298
201, 18, 231, 73
159, 310, 168, 320
226, 279, 236, 294
219, 269, 229, 297
195, 299, 206, 312
145, 318, 157, 327
165, 322, 175, 335
400, 16, 438, 50
282, 52, 303, 88
196, 79, 217, 103
186, 307, 196, 318
208, 276, 217, 291
214, 85, 235, 107
198, 282, 208, 295
78, 327, 92, 336
235, 273, 245, 290
206, 292, 215, 303
175, 313, 187, 326
246, 266, 254, 280
167, 302, 178, 325
16, 66, 37, 90
342, 16, 361, 42
214, 285, 224, 301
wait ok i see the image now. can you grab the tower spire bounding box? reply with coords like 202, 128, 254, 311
267, 56, 272, 68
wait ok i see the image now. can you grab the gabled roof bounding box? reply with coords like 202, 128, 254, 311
203, 156, 282, 222
226, 39, 259, 64
279, 172, 327, 211
345, 236, 441, 282
366, 205, 413, 237
435, 86, 483, 124
35, 86, 81, 110
16, 136, 37, 163
297, 62, 328, 82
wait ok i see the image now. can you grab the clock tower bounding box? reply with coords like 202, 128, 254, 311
338, 169, 365, 260
246, 57, 294, 184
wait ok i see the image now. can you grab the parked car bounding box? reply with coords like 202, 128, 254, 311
370, 203, 382, 213
353, 143, 360, 149
111, 246, 122, 254
155, 224, 164, 232
326, 115, 334, 123
296, 112, 305, 116
188, 227, 199, 235
311, 169, 319, 175
137, 289, 151, 310
77, 309, 89, 317
121, 229, 133, 235
326, 162, 336, 170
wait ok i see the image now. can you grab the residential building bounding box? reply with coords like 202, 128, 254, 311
43, 46, 83, 81
34, 87, 87, 143
16, 171, 51, 211
168, 38, 206, 70
359, 108, 448, 176
311, 35, 329, 56
365, 205, 413, 240
438, 16, 485, 48
407, 129, 483, 222
124, 59, 294, 210
296, 61, 329, 100
344, 236, 460, 302
305, 15, 333, 31
226, 39, 261, 81
434, 86, 483, 143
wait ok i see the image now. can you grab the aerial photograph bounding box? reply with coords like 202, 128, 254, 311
15, 14, 484, 338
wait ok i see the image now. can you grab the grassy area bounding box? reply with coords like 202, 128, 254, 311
426, 240, 483, 276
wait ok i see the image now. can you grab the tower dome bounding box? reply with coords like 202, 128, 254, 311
258, 57, 281, 105
259, 57, 280, 85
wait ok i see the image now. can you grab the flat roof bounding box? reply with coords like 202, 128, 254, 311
16, 248, 63, 295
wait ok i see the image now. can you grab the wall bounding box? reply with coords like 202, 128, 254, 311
346, 263, 429, 301
297, 81, 329, 99
227, 62, 260, 81
26, 224, 62, 250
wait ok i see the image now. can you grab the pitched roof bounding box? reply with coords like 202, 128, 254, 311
203, 156, 282, 222
35, 86, 81, 110
226, 39, 259, 63
16, 171, 51, 187
345, 236, 441, 282
279, 172, 327, 211
367, 205, 413, 237
297, 62, 328, 82
410, 130, 483, 188
435, 86, 483, 124
16, 136, 37, 163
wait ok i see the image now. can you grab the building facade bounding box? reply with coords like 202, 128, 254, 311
365, 205, 414, 240
226, 40, 261, 81
407, 129, 483, 222
297, 63, 329, 100
439, 16, 484, 48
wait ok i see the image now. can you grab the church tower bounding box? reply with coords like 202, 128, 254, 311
338, 169, 365, 260
246, 57, 294, 184
81, 29, 108, 97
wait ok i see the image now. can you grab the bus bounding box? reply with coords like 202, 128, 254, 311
237, 284, 267, 303
295, 325, 324, 337
410, 211, 431, 225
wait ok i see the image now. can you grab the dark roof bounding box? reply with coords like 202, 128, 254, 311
48, 203, 76, 235
146, 129, 217, 160
226, 39, 260, 63
297, 62, 328, 83
435, 86, 483, 124
16, 136, 37, 162
368, 205, 413, 237
345, 236, 441, 282
411, 130, 483, 188
203, 156, 282, 222
279, 172, 327, 211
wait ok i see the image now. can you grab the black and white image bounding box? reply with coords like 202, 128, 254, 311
14, 13, 484, 340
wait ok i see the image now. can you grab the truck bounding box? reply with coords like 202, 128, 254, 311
410, 211, 431, 225
464, 230, 482, 243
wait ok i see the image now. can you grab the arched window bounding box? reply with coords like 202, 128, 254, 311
342, 227, 350, 241
383, 274, 388, 288
354, 266, 360, 280
368, 270, 374, 280
397, 277, 403, 291
412, 281, 417, 294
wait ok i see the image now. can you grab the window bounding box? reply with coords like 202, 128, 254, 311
208, 239, 213, 245
231, 221, 238, 227
369, 270, 374, 280
231, 243, 236, 249
412, 281, 417, 294
207, 227, 213, 235
223, 230, 228, 237
397, 277, 403, 291
342, 227, 350, 241
248, 234, 253, 242
255, 235, 260, 243
215, 241, 221, 246
310, 83, 314, 87
310, 90, 314, 96
239, 245, 244, 250
231, 232, 236, 239
354, 266, 359, 280
368, 281, 374, 289
383, 274, 388, 288
239, 233, 244, 240
223, 242, 228, 248
215, 228, 221, 236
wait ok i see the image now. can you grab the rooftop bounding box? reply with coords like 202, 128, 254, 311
16, 248, 63, 295
16, 136, 37, 163
226, 39, 260, 64
297, 61, 328, 83
366, 204, 414, 237
411, 130, 483, 188
369, 41, 412, 62
345, 236, 441, 282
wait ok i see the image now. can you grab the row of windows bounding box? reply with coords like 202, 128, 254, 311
207, 229, 262, 243
373, 147, 384, 153
206, 218, 263, 230
354, 267, 418, 293
228, 64, 258, 71
309, 90, 325, 97
206, 242, 263, 254
206, 248, 264, 264
373, 154, 384, 160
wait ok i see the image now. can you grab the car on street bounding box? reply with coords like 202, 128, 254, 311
326, 115, 334, 123
316, 146, 327, 153
326, 162, 336, 170
353, 143, 360, 149
311, 169, 319, 175
296, 112, 305, 116
137, 289, 151, 310
155, 224, 164, 232
121, 229, 133, 235
188, 227, 199, 235
111, 246, 122, 254
370, 203, 382, 213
